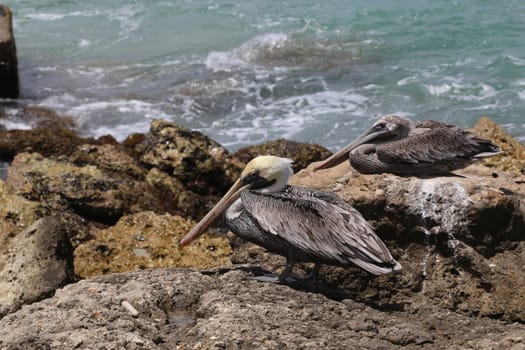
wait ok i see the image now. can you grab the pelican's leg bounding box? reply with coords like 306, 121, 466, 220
304, 263, 322, 280
278, 257, 296, 283
246, 258, 296, 284
248, 258, 318, 284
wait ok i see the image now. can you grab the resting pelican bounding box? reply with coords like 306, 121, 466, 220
180, 155, 401, 283
314, 114, 502, 176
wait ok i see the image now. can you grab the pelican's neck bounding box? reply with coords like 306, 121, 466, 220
225, 198, 244, 220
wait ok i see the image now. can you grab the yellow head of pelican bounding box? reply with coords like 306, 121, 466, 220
180, 155, 294, 246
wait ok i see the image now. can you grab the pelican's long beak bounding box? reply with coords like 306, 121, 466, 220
313, 127, 390, 171
180, 178, 250, 247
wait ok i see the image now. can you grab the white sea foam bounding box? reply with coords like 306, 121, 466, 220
67, 66, 105, 78
424, 81, 498, 101
505, 54, 525, 66
200, 87, 370, 149
78, 39, 91, 48
462, 103, 501, 111
397, 75, 418, 86
35, 94, 172, 141
206, 33, 289, 72
25, 13, 67, 21
107, 4, 142, 39
35, 66, 59, 72
0, 120, 32, 130
67, 99, 170, 120
89, 121, 152, 141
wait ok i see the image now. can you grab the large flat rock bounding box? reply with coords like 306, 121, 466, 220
0, 268, 523, 349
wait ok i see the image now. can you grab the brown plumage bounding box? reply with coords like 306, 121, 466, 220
180, 155, 401, 283
314, 114, 502, 176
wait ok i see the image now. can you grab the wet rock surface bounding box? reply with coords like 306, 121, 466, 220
0, 107, 101, 160
0, 268, 524, 350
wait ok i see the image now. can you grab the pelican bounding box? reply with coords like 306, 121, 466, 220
180, 155, 401, 283
314, 114, 502, 176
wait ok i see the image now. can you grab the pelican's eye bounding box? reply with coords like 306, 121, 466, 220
373, 122, 386, 131
241, 170, 260, 185
241, 170, 276, 189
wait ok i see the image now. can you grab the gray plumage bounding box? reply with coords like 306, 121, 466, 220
315, 114, 502, 176
227, 185, 401, 276
181, 155, 401, 283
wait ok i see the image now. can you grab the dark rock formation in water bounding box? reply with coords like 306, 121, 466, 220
0, 107, 102, 160
0, 5, 19, 98
0, 269, 524, 349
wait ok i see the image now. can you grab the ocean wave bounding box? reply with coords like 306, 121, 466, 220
503, 54, 525, 66
424, 81, 497, 101
201, 89, 370, 149
0, 120, 32, 131
23, 5, 142, 43
205, 32, 364, 73
206, 33, 290, 72
35, 95, 171, 140
66, 99, 170, 120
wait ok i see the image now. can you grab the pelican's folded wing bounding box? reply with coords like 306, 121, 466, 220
240, 187, 400, 274
377, 121, 501, 164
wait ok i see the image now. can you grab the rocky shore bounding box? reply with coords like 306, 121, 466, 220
0, 107, 524, 349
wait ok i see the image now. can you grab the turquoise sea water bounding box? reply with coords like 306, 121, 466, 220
2, 0, 525, 150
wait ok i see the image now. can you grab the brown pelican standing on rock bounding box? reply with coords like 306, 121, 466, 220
314, 114, 502, 176
180, 155, 401, 283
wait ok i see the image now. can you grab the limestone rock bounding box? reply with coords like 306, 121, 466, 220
0, 128, 87, 161
6, 152, 168, 223
0, 269, 523, 349
234, 138, 332, 172
145, 167, 209, 219
69, 144, 146, 180
473, 116, 525, 174
0, 179, 47, 257
136, 119, 243, 196
0, 216, 74, 317
69, 143, 210, 220
0, 5, 19, 98
74, 211, 232, 278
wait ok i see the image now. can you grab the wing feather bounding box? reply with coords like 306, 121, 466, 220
377, 121, 500, 164
240, 186, 399, 274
